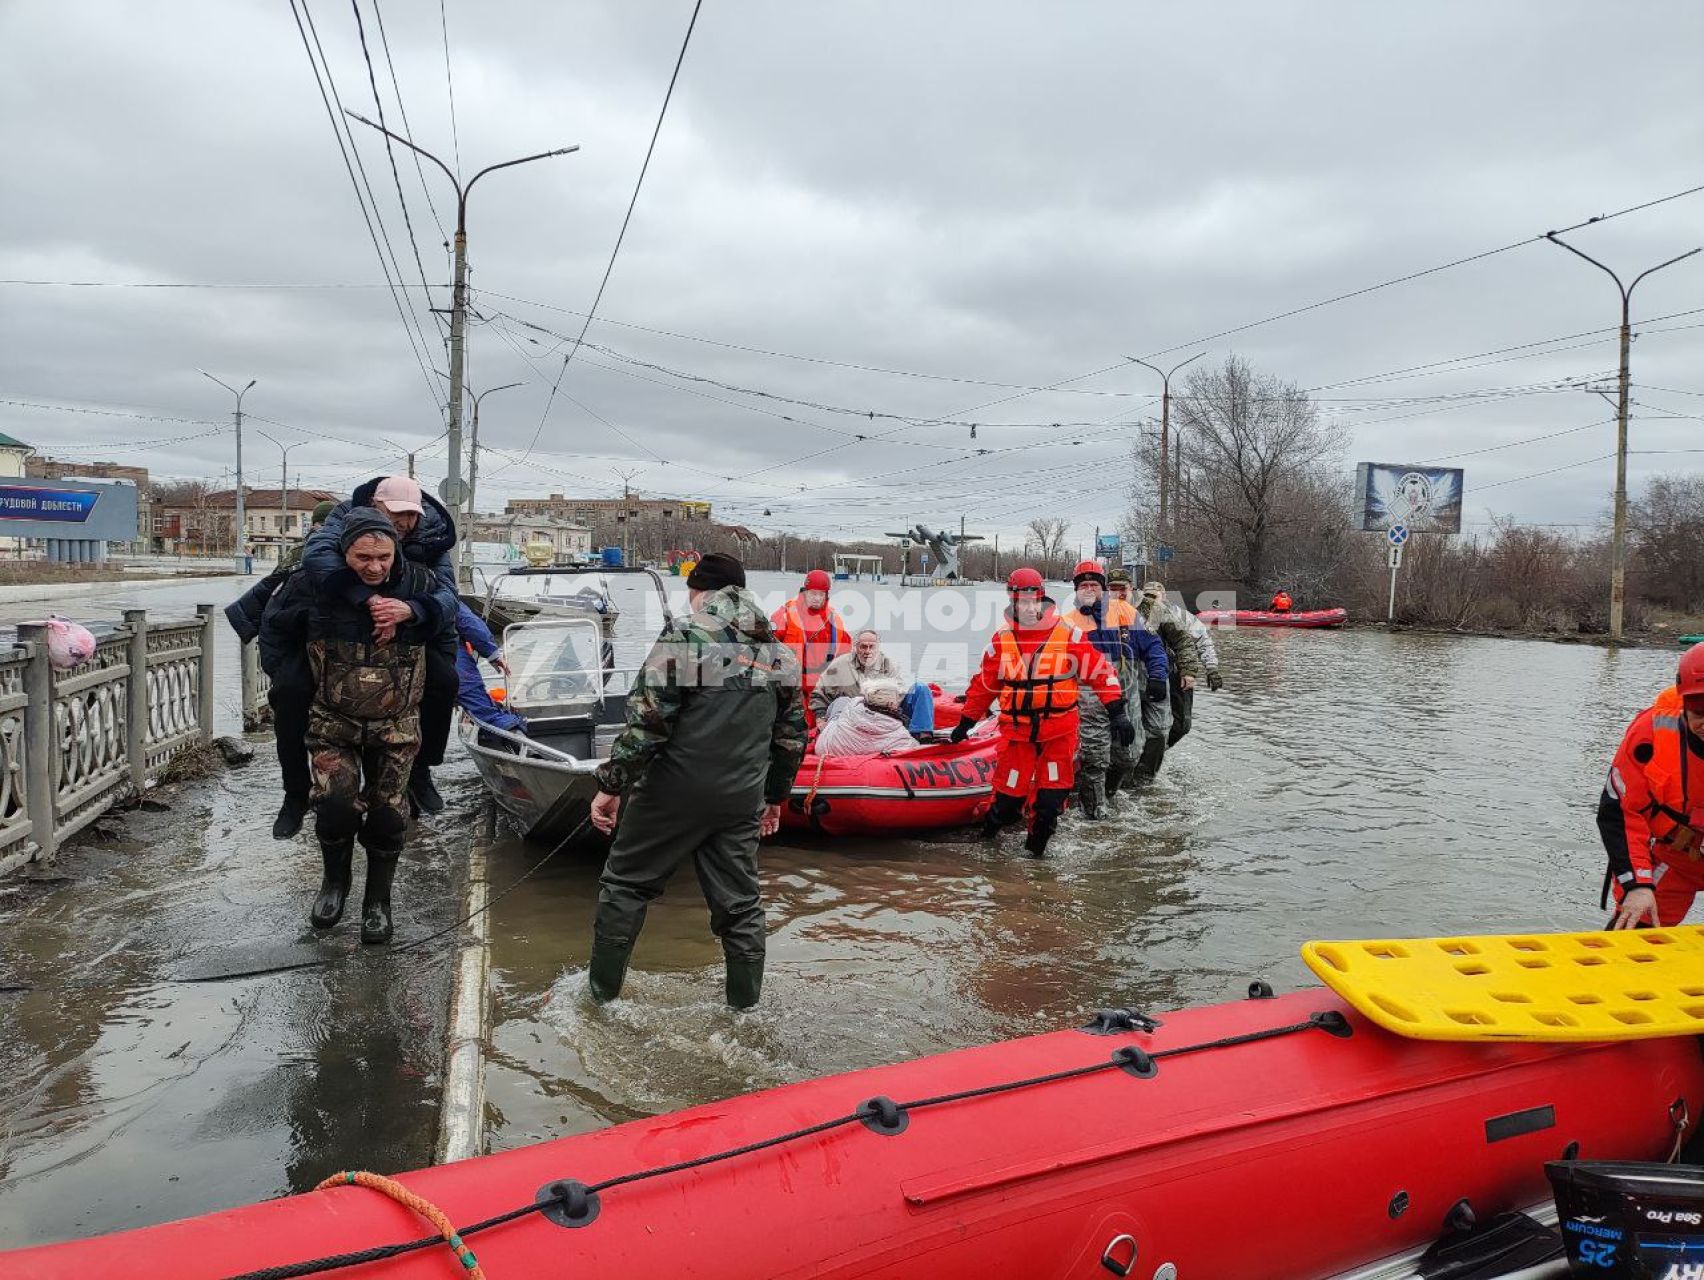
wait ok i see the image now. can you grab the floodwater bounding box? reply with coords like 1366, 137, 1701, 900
0, 569, 1681, 1252
0, 575, 474, 1247
481, 572, 1677, 1151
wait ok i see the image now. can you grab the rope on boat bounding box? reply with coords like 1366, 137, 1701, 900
220, 1011, 1350, 1280
313, 1172, 485, 1278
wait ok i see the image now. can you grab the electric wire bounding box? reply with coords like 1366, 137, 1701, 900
507, 0, 705, 476
371, 0, 449, 244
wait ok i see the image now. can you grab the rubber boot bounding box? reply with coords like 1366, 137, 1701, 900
1024, 809, 1060, 857
1104, 765, 1125, 798
359, 854, 398, 945
407, 762, 445, 815
588, 940, 633, 1003
725, 957, 764, 1010
309, 837, 354, 929
1075, 773, 1104, 820
980, 793, 1023, 840
274, 794, 310, 840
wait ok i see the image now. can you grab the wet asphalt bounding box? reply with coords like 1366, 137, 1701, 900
0, 575, 478, 1248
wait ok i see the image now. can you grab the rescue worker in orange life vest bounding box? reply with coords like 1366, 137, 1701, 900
771, 568, 849, 729
1269, 590, 1294, 613
1599, 642, 1704, 929
951, 567, 1129, 856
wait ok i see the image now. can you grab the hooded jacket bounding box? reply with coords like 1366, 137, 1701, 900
595, 585, 807, 810
302, 476, 459, 640
306, 508, 442, 648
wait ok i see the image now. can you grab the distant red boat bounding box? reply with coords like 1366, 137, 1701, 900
1196, 607, 1348, 629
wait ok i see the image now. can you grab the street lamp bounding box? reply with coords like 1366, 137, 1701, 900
1545, 233, 1701, 641
254, 431, 303, 561
344, 111, 577, 577
467, 381, 522, 527
1125, 351, 1206, 550
198, 370, 256, 571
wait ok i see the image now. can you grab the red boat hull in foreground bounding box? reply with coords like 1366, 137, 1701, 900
10, 988, 1702, 1280
1197, 606, 1348, 628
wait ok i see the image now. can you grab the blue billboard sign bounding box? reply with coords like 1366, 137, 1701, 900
0, 479, 139, 543
0, 486, 100, 522
1095, 532, 1121, 558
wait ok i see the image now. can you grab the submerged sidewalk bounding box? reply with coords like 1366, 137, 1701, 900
0, 735, 483, 1249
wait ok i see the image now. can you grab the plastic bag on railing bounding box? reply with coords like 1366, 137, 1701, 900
31, 616, 98, 670
814, 695, 918, 758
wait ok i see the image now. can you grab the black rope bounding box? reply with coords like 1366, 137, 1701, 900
220, 1013, 1337, 1280
0, 819, 584, 993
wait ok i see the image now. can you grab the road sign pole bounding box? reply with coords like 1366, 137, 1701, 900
1385, 524, 1408, 623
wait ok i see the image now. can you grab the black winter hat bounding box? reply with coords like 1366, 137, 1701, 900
339, 506, 401, 553
686, 551, 746, 591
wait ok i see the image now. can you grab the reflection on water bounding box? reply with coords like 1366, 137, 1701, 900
484, 609, 1677, 1154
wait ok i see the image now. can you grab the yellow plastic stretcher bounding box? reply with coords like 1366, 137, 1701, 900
1301, 926, 1704, 1042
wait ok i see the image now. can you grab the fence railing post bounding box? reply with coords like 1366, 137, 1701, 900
240, 641, 260, 731
196, 603, 215, 744
125, 608, 149, 793
18, 623, 57, 861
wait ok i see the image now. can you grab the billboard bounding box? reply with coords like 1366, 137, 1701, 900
1354, 463, 1463, 534
0, 479, 139, 542
1095, 532, 1121, 559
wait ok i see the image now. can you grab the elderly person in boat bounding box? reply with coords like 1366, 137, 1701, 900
810, 629, 937, 742
814, 679, 922, 757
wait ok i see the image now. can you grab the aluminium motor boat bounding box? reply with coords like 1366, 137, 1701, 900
460, 566, 675, 843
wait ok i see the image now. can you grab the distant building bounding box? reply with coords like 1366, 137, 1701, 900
469, 512, 594, 561
27, 456, 151, 545
156, 488, 337, 559
504, 493, 712, 526
0, 432, 31, 479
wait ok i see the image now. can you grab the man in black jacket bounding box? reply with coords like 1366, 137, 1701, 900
303, 508, 448, 943
225, 499, 336, 838
302, 476, 461, 817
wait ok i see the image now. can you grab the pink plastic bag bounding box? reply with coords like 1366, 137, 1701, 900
34, 616, 98, 670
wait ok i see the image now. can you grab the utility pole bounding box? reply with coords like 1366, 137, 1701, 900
466, 381, 521, 527
254, 432, 302, 559
345, 111, 578, 580
198, 370, 255, 571
993, 532, 999, 581
1126, 351, 1206, 549
1546, 233, 1701, 642
407, 452, 416, 479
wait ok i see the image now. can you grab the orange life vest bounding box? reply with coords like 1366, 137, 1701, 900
1640, 687, 1704, 858
1270, 592, 1293, 613
993, 622, 1080, 737
773, 600, 847, 677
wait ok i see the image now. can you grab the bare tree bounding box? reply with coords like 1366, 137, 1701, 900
1631, 473, 1704, 612
1024, 517, 1071, 576
1158, 354, 1346, 593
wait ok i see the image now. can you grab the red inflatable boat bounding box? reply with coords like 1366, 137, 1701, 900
783, 694, 996, 836
11, 987, 1701, 1280
1197, 606, 1348, 629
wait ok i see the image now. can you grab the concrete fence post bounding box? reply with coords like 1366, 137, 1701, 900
196, 603, 216, 744
124, 608, 148, 793
240, 641, 260, 731
18, 623, 57, 861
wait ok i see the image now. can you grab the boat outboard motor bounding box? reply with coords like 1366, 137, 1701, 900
1547, 1160, 1704, 1277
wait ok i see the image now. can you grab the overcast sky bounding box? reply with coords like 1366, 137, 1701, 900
2, 1, 1700, 544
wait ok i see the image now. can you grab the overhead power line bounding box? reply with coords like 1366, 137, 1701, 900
510, 0, 706, 475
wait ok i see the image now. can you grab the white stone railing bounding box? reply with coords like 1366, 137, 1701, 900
4, 605, 215, 875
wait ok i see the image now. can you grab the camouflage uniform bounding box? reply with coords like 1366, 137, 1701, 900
589, 585, 807, 1007
307, 639, 425, 859
1134, 591, 1203, 781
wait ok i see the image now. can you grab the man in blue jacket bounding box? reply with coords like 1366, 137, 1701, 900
454, 602, 527, 737
302, 475, 461, 816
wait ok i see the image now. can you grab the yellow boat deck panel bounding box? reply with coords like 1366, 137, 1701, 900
1301, 926, 1704, 1042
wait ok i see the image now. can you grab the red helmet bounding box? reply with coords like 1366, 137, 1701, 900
1071, 559, 1106, 586
803, 569, 832, 593
1679, 643, 1704, 699
1006, 566, 1044, 595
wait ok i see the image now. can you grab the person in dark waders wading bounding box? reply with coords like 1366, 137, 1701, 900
302, 509, 449, 943
586, 553, 807, 1009
951, 567, 1127, 856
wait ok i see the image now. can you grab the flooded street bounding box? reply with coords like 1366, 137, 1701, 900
0, 575, 475, 1247
481, 574, 1677, 1150
0, 571, 1681, 1250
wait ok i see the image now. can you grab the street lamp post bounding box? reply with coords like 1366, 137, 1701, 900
198, 370, 256, 571
1125, 351, 1207, 552
344, 111, 577, 580
254, 431, 303, 561
467, 381, 522, 530
1545, 233, 1701, 642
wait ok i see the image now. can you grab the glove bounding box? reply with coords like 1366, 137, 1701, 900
1207, 669, 1223, 692
1146, 682, 1169, 702
950, 715, 976, 745
1109, 704, 1137, 747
